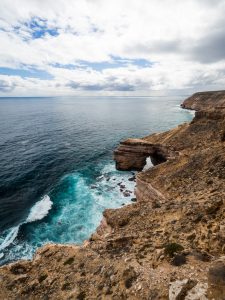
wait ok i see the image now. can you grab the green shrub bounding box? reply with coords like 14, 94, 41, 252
164, 243, 184, 257
63, 257, 75, 265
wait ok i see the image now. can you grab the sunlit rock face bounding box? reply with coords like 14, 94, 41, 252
114, 138, 171, 171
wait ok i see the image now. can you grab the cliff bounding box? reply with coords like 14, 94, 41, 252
114, 139, 174, 170
1, 92, 225, 299
181, 90, 225, 111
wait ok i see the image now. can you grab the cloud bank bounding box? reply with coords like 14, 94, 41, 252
0, 0, 225, 96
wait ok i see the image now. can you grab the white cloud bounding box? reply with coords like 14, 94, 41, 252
0, 0, 225, 95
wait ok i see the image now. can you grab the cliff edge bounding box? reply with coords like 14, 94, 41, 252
181, 90, 225, 111
0, 92, 225, 299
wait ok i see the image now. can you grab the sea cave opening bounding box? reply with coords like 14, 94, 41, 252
143, 151, 167, 171
150, 151, 167, 166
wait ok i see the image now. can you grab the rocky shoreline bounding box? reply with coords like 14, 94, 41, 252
181, 90, 225, 111
0, 91, 225, 299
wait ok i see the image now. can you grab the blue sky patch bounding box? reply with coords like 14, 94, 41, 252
0, 67, 53, 80
27, 18, 59, 38
52, 56, 153, 72
51, 61, 120, 71
111, 56, 153, 67
13, 17, 59, 39
80, 56, 153, 70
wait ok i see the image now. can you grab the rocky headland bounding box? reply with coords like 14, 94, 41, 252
0, 91, 225, 299
181, 90, 225, 111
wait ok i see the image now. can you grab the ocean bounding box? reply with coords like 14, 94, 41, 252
0, 96, 194, 264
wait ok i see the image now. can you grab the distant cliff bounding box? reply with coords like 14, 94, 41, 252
181, 90, 225, 110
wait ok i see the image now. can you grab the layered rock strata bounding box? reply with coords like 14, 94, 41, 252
0, 92, 225, 299
181, 90, 225, 111
113, 139, 174, 171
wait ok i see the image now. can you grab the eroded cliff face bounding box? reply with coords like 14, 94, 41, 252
181, 90, 225, 111
113, 139, 173, 171
1, 94, 225, 299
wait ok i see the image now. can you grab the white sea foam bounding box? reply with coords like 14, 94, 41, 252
174, 104, 195, 116
0, 195, 52, 254
187, 109, 195, 116
0, 226, 20, 252
143, 157, 153, 171
26, 195, 53, 223
91, 162, 136, 209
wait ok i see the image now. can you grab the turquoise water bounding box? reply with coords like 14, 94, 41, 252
0, 96, 194, 264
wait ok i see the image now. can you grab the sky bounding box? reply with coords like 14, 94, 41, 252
0, 0, 225, 96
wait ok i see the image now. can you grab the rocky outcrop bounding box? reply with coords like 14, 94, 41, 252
169, 279, 208, 300
181, 90, 225, 111
0, 94, 225, 299
114, 106, 225, 172
113, 138, 175, 171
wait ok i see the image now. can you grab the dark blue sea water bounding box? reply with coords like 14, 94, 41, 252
0, 96, 194, 264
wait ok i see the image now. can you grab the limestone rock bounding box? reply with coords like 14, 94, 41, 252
207, 260, 225, 299
169, 279, 208, 300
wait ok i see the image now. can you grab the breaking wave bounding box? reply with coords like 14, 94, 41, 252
26, 195, 53, 223
0, 195, 52, 255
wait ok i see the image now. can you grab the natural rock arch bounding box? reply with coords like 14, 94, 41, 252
114, 139, 172, 171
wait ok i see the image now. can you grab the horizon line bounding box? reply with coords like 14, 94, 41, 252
0, 94, 191, 98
